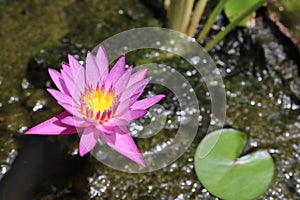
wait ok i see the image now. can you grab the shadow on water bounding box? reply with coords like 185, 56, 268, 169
0, 136, 89, 200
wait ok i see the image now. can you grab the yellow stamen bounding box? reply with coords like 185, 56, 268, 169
81, 86, 115, 123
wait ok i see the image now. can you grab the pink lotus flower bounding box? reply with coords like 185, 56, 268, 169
25, 45, 165, 167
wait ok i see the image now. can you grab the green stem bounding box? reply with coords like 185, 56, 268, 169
197, 0, 229, 41
204, 0, 268, 51
180, 0, 195, 33
168, 0, 186, 31
187, 0, 208, 36
167, 0, 195, 33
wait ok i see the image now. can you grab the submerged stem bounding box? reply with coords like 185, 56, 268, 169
204, 0, 268, 51
197, 0, 229, 41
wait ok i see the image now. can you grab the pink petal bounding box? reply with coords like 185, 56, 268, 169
96, 124, 115, 134
47, 88, 72, 105
68, 54, 82, 78
96, 45, 109, 78
61, 69, 74, 96
73, 67, 86, 100
129, 109, 147, 120
128, 85, 148, 106
119, 78, 151, 102
86, 51, 101, 89
79, 126, 99, 156
48, 68, 67, 94
57, 102, 74, 115
105, 55, 126, 91
47, 89, 81, 116
131, 94, 165, 110
127, 68, 148, 87
114, 98, 131, 116
115, 96, 144, 117
115, 89, 150, 117
103, 118, 129, 128
116, 109, 147, 121
99, 128, 146, 167
25, 112, 77, 135
61, 115, 89, 127
61, 62, 73, 79
114, 66, 132, 96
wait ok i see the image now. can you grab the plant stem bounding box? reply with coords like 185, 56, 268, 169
164, 0, 171, 10
167, 0, 195, 33
204, 0, 269, 51
187, 0, 208, 36
167, 0, 186, 31
197, 0, 229, 41
181, 0, 195, 33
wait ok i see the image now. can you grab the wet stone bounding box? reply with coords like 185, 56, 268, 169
87, 144, 204, 199
290, 78, 300, 100
26, 57, 53, 88
25, 89, 63, 125
0, 134, 18, 182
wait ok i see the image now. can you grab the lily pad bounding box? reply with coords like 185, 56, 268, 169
194, 129, 275, 200
224, 0, 261, 27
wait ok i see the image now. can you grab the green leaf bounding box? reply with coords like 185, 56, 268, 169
224, 0, 261, 27
194, 129, 274, 200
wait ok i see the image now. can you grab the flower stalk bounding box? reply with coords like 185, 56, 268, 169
187, 0, 208, 36
204, 0, 269, 51
197, 0, 229, 41
166, 0, 268, 51
167, 0, 195, 33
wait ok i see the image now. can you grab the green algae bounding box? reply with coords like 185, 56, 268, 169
0, 0, 71, 104
65, 0, 159, 47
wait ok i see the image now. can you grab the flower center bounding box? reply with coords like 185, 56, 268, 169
81, 86, 115, 123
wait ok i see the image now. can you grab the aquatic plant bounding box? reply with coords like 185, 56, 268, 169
194, 129, 275, 200
165, 0, 269, 50
25, 45, 165, 167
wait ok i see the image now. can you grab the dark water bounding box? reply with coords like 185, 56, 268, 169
0, 0, 299, 199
